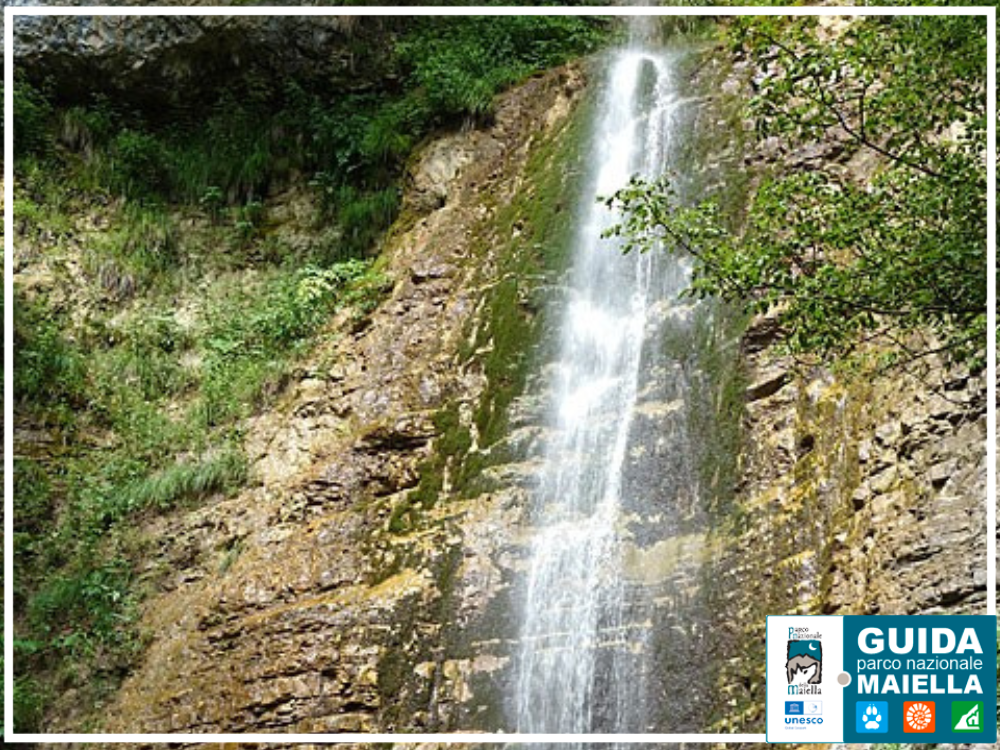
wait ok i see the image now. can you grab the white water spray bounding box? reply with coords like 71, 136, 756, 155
513, 40, 696, 735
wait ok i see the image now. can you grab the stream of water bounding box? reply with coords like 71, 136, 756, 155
512, 36, 703, 736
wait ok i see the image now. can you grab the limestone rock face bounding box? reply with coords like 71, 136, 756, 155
701, 45, 988, 733
709, 343, 986, 732
101, 65, 587, 734
12, 14, 397, 104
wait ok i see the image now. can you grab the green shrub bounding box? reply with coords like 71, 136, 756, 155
336, 186, 401, 258
26, 558, 137, 659
59, 99, 118, 156
197, 261, 370, 425
358, 95, 430, 164
399, 17, 606, 120
97, 343, 188, 403
107, 129, 171, 198
14, 459, 52, 535
207, 261, 368, 355
233, 199, 266, 247
12, 674, 48, 733
167, 97, 275, 203
115, 450, 247, 515
12, 196, 47, 239
14, 297, 86, 412
12, 80, 54, 158
199, 185, 225, 222
113, 202, 180, 276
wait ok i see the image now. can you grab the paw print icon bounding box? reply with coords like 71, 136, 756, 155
857, 701, 889, 733
864, 706, 882, 729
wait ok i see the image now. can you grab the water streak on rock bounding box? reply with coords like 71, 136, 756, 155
514, 42, 694, 735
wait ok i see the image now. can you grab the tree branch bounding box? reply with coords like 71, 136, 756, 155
754, 29, 946, 180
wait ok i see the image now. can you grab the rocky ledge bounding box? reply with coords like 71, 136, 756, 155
94, 64, 587, 734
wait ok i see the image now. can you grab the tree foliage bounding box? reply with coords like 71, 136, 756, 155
608, 15, 987, 370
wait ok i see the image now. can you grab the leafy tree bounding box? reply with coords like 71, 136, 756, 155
607, 15, 987, 370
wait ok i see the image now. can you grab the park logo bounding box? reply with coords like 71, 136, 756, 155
787, 636, 823, 691
767, 614, 997, 744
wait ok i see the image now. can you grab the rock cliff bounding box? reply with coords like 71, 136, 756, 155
96, 63, 589, 734
12, 16, 989, 737
12, 14, 400, 106
702, 56, 988, 733
709, 327, 986, 732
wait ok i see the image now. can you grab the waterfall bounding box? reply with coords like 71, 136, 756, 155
513, 36, 702, 735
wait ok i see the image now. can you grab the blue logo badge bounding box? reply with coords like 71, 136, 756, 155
857, 701, 888, 733
785, 701, 803, 714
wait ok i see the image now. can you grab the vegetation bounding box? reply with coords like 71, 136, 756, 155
13, 17, 606, 244
607, 15, 987, 372
13, 256, 383, 726
12, 16, 610, 730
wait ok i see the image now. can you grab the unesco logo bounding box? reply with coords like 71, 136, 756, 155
786, 700, 822, 716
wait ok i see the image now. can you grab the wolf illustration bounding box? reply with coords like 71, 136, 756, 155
786, 640, 822, 684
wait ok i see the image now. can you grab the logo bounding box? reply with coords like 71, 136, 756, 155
785, 716, 823, 725
786, 639, 822, 684
952, 701, 984, 732
769, 615, 997, 743
856, 701, 888, 733
903, 701, 935, 733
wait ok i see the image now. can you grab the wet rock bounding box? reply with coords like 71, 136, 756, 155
741, 313, 784, 354
357, 413, 437, 451
786, 135, 849, 167
711, 302, 985, 736
408, 135, 477, 213
928, 458, 958, 488
411, 260, 457, 284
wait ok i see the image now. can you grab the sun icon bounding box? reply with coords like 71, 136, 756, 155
906, 702, 934, 731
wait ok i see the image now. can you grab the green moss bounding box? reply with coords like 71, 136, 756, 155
384, 71, 591, 534
374, 543, 462, 730
12, 674, 49, 733
386, 501, 413, 535
14, 292, 87, 424
473, 278, 529, 448
435, 405, 473, 463
684, 302, 748, 525
673, 38, 766, 732
467, 87, 591, 452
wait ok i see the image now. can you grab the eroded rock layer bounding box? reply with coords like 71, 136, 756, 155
104, 65, 589, 734
16, 21, 988, 736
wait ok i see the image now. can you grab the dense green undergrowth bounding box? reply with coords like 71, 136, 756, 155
13, 17, 608, 252
13, 252, 386, 727
11, 16, 609, 730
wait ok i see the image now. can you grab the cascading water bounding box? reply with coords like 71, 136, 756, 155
513, 29, 708, 735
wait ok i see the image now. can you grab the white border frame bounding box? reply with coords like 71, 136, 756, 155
3, 4, 996, 744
